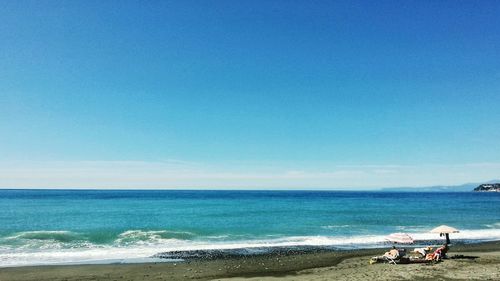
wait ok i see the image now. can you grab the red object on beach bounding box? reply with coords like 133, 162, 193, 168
385, 233, 414, 244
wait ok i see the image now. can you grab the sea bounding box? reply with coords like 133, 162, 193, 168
1, 189, 499, 267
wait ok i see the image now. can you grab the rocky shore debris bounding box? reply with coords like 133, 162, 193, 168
153, 246, 333, 261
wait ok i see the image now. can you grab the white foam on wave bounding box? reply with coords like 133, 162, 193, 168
485, 222, 500, 228
115, 230, 171, 245
5, 231, 75, 239
0, 231, 91, 251
2, 228, 500, 267
0, 246, 178, 267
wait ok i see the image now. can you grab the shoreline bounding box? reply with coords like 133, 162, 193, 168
3, 232, 500, 267
1, 241, 499, 281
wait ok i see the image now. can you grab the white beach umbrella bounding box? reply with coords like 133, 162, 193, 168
430, 225, 459, 244
385, 233, 414, 244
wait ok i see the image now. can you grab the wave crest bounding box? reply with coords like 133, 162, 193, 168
1, 231, 91, 250
7, 231, 82, 242
114, 230, 195, 246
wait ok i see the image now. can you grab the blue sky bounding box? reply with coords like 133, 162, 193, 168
1, 1, 499, 188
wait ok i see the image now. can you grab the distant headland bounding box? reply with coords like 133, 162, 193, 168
379, 180, 500, 192
474, 183, 500, 192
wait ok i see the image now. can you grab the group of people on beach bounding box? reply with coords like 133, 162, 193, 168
371, 244, 449, 264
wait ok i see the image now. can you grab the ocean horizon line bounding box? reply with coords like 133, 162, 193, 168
0, 185, 485, 192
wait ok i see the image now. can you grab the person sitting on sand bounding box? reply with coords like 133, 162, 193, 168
384, 246, 400, 259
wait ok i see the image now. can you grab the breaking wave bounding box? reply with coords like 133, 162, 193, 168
114, 230, 195, 245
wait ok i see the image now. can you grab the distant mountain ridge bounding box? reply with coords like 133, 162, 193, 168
380, 179, 500, 192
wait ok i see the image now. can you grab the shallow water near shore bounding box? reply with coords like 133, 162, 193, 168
1, 189, 499, 267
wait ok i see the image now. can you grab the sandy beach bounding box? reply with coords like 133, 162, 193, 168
1, 241, 499, 281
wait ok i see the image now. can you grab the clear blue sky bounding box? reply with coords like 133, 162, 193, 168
1, 1, 499, 188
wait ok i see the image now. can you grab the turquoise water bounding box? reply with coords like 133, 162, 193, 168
1, 190, 499, 266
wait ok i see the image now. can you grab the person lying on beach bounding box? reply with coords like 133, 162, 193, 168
412, 246, 433, 257
425, 245, 448, 261
370, 246, 402, 264
369, 246, 411, 264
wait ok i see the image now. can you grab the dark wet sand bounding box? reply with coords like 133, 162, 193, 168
1, 241, 499, 281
